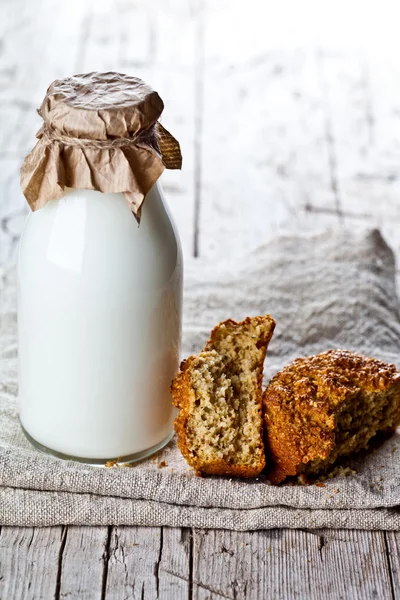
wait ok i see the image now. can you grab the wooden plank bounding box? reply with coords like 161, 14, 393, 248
317, 50, 400, 273
192, 528, 393, 600
198, 0, 341, 260
80, 0, 198, 258
104, 526, 190, 600
0, 526, 63, 600
308, 529, 393, 600
57, 526, 108, 600
385, 531, 400, 598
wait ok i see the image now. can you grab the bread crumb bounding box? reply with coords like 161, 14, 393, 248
312, 465, 357, 483
158, 461, 167, 468
105, 456, 121, 468
297, 474, 309, 485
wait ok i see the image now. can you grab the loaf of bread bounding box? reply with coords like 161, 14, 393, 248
263, 349, 400, 483
171, 316, 275, 477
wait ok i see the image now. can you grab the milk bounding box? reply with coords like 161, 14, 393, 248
18, 183, 182, 461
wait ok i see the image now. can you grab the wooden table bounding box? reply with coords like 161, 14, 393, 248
1, 1, 400, 597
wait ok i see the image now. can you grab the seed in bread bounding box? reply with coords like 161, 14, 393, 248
263, 349, 400, 484
171, 316, 276, 477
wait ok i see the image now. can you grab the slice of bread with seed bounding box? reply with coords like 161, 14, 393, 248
171, 316, 275, 477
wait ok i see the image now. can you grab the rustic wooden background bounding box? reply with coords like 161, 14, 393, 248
1, 0, 400, 598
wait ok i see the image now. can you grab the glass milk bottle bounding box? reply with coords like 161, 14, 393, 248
18, 72, 183, 463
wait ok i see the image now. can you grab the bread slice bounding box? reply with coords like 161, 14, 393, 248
263, 349, 400, 484
171, 316, 275, 477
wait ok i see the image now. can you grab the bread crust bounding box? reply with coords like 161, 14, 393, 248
171, 315, 275, 477
263, 349, 400, 484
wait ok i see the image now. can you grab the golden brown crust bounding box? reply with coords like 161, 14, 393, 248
171, 315, 275, 478
171, 356, 203, 471
263, 349, 400, 484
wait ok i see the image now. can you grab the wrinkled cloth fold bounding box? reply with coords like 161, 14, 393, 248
1, 227, 400, 529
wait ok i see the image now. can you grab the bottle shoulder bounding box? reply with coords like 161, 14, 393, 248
19, 184, 182, 288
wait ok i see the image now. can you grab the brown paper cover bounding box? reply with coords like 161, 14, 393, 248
20, 72, 182, 221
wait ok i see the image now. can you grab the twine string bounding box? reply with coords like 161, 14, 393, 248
39, 122, 182, 169
40, 124, 159, 151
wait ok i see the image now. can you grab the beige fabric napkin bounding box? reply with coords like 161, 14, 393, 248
1, 228, 400, 530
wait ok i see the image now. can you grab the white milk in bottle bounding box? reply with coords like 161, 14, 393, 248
18, 72, 183, 463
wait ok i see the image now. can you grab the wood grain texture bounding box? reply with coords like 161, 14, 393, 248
198, 1, 342, 260
0, 526, 63, 600
385, 531, 400, 599
0, 526, 396, 599
57, 526, 109, 600
104, 526, 190, 600
198, 1, 400, 267
192, 528, 394, 600
316, 50, 400, 288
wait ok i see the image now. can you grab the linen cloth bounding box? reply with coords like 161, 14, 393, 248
1, 228, 400, 530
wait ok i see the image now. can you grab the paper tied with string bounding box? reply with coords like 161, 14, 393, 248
20, 72, 182, 221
